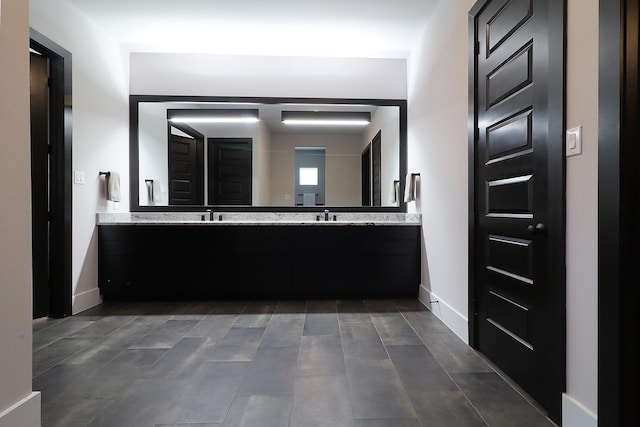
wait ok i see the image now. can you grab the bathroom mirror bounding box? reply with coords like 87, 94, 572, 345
130, 96, 407, 211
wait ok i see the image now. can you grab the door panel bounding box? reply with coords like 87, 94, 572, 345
168, 128, 203, 205
208, 138, 252, 205
470, 0, 565, 422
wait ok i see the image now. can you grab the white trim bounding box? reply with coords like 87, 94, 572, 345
418, 285, 469, 343
72, 287, 102, 315
0, 392, 41, 427
562, 393, 597, 427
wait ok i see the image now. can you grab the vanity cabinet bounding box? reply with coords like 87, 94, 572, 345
98, 224, 420, 300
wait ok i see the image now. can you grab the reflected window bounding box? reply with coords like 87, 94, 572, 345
299, 168, 318, 186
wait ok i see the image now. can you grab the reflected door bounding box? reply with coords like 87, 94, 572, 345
208, 138, 252, 205
168, 127, 204, 205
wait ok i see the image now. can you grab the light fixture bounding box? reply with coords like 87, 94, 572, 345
167, 109, 259, 124
281, 111, 371, 126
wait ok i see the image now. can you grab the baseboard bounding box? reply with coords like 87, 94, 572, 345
418, 285, 469, 344
72, 287, 102, 315
0, 392, 41, 427
562, 393, 597, 427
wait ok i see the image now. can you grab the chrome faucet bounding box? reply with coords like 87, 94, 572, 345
207, 209, 213, 221
324, 209, 329, 221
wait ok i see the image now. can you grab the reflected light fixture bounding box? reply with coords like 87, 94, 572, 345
168, 109, 259, 124
281, 111, 371, 126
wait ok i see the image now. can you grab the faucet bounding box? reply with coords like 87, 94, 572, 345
207, 209, 213, 221
324, 209, 329, 221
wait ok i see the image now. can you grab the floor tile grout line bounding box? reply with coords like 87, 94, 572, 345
368, 300, 426, 427
34, 300, 555, 427
392, 299, 495, 427
33, 313, 148, 379
400, 302, 555, 426
336, 300, 359, 426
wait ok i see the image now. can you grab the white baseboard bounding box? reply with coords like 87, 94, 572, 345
72, 287, 103, 315
418, 285, 469, 344
0, 392, 41, 427
562, 393, 597, 427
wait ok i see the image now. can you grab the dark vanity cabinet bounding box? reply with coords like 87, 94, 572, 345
98, 225, 421, 301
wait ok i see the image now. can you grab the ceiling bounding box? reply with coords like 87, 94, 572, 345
67, 0, 439, 58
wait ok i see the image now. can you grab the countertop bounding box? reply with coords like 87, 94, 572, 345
96, 212, 421, 226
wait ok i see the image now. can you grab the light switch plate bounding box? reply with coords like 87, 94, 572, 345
566, 126, 582, 157
74, 170, 85, 185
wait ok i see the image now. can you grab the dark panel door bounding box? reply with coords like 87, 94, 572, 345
471, 0, 565, 421
361, 145, 371, 206
208, 138, 252, 205
372, 131, 382, 206
168, 131, 203, 205
30, 52, 51, 319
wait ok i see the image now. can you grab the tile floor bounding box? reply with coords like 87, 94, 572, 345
33, 299, 556, 427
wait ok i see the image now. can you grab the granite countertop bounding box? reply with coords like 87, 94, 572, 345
96, 212, 421, 226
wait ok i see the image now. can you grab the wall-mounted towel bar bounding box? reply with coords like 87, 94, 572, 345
99, 171, 111, 177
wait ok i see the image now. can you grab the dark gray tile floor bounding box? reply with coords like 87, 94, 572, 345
33, 299, 555, 427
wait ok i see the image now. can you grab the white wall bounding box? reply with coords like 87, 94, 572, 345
138, 103, 169, 205
130, 53, 407, 100
30, 0, 130, 313
270, 134, 362, 206
408, 0, 599, 424
363, 106, 401, 205
0, 0, 41, 424
564, 0, 598, 423
256, 121, 272, 206
407, 0, 473, 340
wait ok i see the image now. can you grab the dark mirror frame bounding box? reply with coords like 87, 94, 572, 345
130, 95, 408, 212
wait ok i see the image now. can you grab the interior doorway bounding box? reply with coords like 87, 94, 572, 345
294, 147, 326, 206
468, 0, 566, 423
29, 31, 72, 319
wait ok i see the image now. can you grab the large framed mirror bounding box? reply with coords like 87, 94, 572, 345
130, 96, 407, 212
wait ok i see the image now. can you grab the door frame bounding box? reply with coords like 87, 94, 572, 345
467, 0, 567, 421
30, 30, 72, 318
598, 1, 640, 425
361, 144, 372, 206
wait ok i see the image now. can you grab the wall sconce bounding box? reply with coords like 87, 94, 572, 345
168, 109, 259, 124
281, 111, 371, 126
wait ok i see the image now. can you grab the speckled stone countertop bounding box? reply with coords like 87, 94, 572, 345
96, 212, 421, 226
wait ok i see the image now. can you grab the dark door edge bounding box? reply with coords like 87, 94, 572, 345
598, 1, 640, 425
29, 29, 72, 318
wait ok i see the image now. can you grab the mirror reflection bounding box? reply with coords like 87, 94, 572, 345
136, 99, 402, 208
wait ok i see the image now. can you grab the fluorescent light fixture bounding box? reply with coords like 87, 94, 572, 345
167, 109, 259, 124
282, 111, 371, 126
